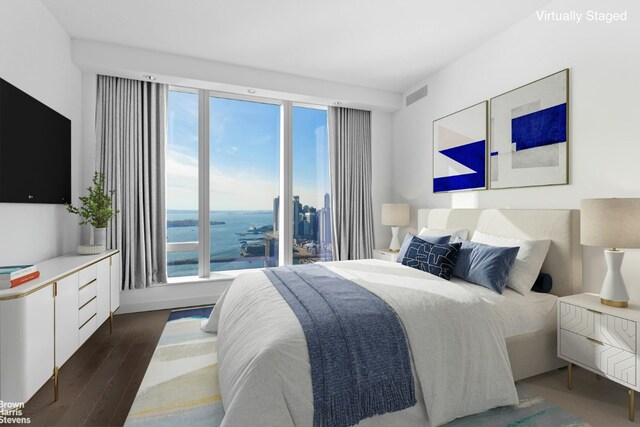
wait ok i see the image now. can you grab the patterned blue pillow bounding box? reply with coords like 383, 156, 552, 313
396, 233, 451, 262
401, 236, 461, 280
453, 239, 520, 294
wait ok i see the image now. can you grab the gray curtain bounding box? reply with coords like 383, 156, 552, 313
95, 75, 168, 289
328, 107, 375, 260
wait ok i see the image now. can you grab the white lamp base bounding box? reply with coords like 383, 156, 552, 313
389, 226, 401, 252
600, 249, 629, 308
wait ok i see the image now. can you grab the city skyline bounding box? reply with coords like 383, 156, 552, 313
272, 192, 331, 246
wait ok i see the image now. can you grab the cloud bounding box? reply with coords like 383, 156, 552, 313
166, 149, 329, 211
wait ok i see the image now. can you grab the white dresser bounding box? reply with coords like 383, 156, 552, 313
0, 250, 121, 404
558, 292, 639, 421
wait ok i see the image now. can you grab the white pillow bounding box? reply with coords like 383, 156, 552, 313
471, 230, 551, 295
419, 227, 468, 241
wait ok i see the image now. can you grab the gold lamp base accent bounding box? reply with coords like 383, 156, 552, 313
601, 298, 628, 308
388, 249, 400, 253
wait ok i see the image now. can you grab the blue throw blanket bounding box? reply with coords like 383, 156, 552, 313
264, 265, 416, 427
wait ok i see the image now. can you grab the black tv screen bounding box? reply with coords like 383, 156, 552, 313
0, 77, 71, 204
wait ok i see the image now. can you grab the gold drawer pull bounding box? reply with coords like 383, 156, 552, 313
587, 337, 604, 346
587, 308, 602, 315
79, 278, 97, 291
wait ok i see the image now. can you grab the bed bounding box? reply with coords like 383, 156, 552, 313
203, 208, 582, 426
417, 209, 582, 381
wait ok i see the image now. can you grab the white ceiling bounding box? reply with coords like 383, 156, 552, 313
42, 0, 550, 93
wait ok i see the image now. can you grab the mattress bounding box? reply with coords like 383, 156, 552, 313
449, 277, 558, 338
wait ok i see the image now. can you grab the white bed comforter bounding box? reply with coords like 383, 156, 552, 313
202, 259, 518, 426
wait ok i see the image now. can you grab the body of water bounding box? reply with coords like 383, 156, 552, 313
167, 210, 275, 277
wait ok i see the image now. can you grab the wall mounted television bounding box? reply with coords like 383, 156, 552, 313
0, 77, 71, 204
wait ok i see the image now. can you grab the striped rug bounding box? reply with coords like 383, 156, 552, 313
125, 307, 588, 427
124, 306, 224, 427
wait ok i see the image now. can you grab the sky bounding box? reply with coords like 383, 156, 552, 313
166, 90, 329, 211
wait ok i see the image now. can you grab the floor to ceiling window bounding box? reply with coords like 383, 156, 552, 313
292, 106, 331, 264
209, 96, 281, 271
166, 89, 199, 278
166, 88, 331, 279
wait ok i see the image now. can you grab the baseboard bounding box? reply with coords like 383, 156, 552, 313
115, 279, 230, 314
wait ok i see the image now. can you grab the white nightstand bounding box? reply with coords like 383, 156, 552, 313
372, 249, 398, 262
558, 293, 640, 421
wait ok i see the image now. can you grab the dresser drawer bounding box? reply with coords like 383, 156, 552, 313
79, 315, 97, 346
79, 297, 97, 327
560, 302, 636, 352
560, 329, 636, 387
78, 280, 97, 308
78, 264, 98, 288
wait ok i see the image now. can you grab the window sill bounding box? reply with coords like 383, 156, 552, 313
166, 268, 264, 286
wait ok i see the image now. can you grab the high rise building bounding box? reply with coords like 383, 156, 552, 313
304, 211, 317, 240
319, 193, 332, 245
293, 196, 302, 239
273, 196, 279, 232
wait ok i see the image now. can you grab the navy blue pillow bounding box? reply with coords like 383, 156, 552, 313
396, 233, 451, 262
453, 240, 520, 294
532, 273, 553, 293
401, 236, 461, 280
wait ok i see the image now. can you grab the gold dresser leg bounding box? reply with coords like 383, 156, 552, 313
567, 362, 572, 390
53, 366, 59, 402
630, 389, 635, 421
109, 311, 114, 334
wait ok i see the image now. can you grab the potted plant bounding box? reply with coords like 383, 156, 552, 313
66, 172, 118, 247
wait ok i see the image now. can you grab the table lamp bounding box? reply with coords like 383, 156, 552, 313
581, 198, 640, 307
381, 203, 410, 252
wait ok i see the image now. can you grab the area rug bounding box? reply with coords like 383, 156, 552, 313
124, 306, 224, 427
125, 306, 589, 427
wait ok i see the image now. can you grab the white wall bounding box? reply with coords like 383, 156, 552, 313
72, 40, 401, 113
0, 0, 82, 265
371, 111, 394, 249
391, 0, 640, 298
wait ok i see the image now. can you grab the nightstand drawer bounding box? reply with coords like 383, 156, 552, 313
560, 329, 636, 387
373, 250, 397, 262
560, 302, 636, 353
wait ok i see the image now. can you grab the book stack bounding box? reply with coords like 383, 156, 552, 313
0, 265, 40, 290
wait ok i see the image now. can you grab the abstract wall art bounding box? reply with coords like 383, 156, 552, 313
490, 69, 569, 189
433, 101, 488, 193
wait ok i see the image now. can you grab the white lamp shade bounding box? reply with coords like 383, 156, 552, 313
581, 198, 640, 248
381, 203, 410, 226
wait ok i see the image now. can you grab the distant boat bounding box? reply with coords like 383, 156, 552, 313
247, 226, 257, 232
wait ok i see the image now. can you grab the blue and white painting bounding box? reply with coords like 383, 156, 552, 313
433, 101, 487, 193
490, 69, 569, 189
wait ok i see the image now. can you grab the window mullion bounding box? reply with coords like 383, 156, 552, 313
198, 89, 211, 278
279, 101, 293, 266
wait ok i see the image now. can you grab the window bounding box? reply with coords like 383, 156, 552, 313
292, 106, 331, 263
166, 89, 332, 279
166, 89, 199, 278
209, 96, 280, 271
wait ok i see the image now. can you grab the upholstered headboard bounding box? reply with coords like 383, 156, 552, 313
417, 209, 582, 297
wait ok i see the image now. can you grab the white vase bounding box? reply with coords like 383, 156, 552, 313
94, 227, 107, 246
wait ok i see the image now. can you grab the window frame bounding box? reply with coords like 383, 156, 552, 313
166, 86, 329, 281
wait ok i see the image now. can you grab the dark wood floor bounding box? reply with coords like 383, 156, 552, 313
23, 309, 171, 427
